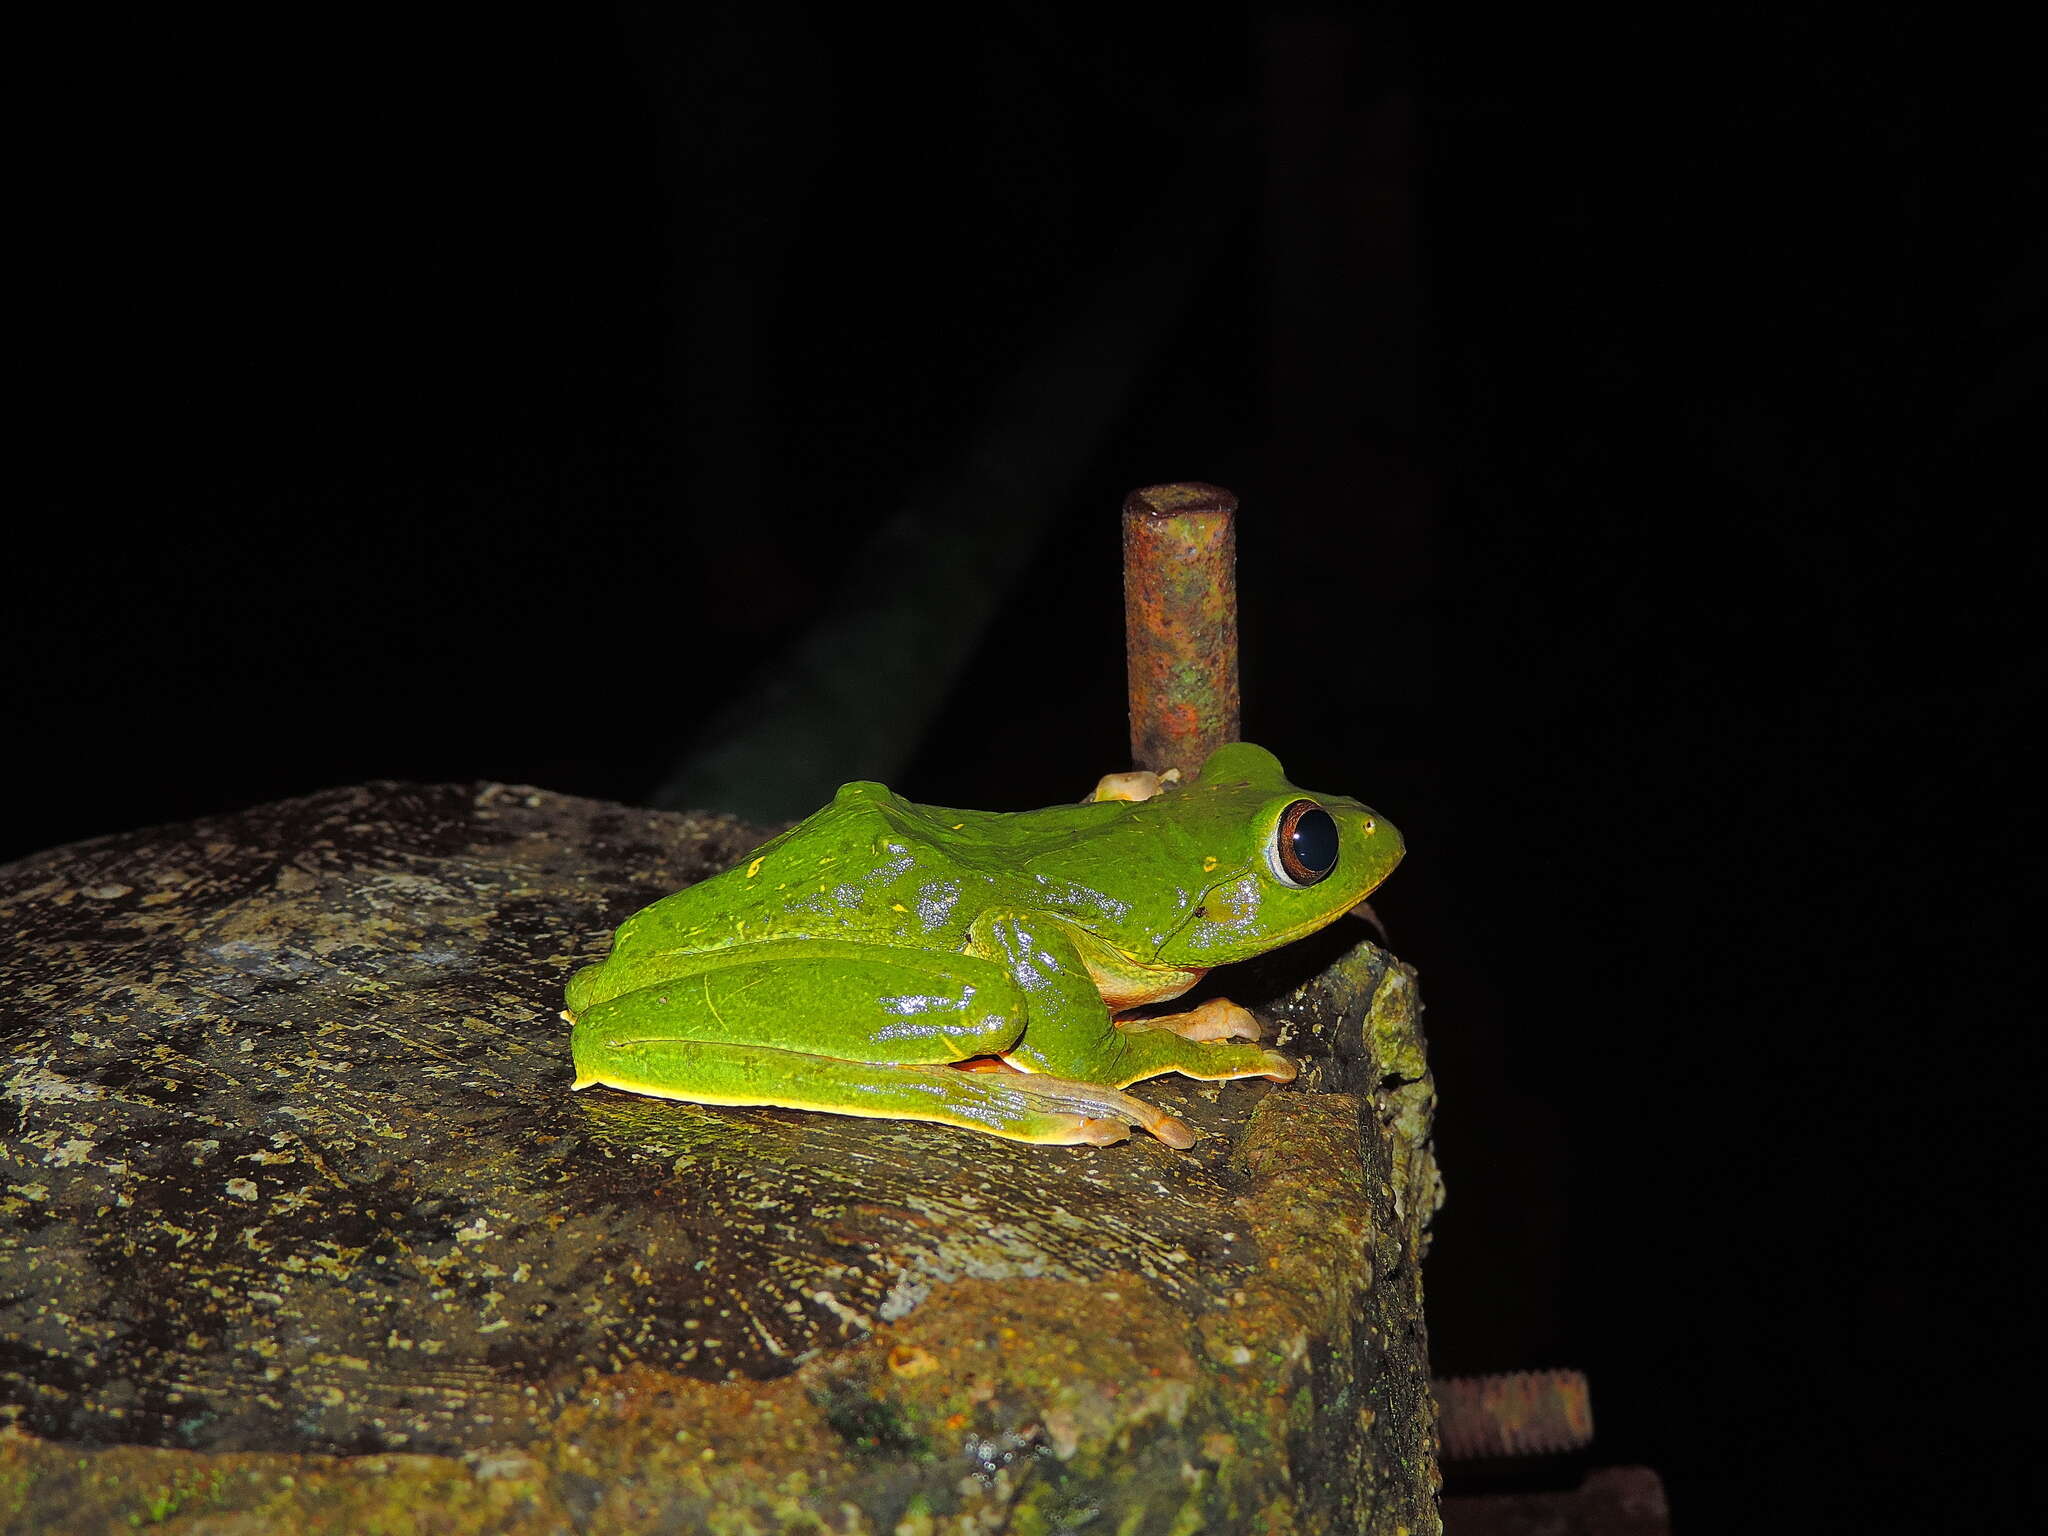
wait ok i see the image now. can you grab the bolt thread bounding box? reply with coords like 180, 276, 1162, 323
1432, 1369, 1594, 1460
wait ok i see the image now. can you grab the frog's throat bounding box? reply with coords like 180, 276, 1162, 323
1154, 868, 1381, 964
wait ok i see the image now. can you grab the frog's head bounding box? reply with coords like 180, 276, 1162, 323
1140, 743, 1403, 967
1029, 743, 1402, 967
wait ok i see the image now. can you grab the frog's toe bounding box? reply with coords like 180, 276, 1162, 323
1067, 1116, 1136, 1147
1253, 1048, 1297, 1083
1111, 1099, 1198, 1148
1088, 770, 1166, 804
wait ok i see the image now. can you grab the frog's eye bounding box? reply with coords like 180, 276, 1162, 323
1272, 800, 1339, 887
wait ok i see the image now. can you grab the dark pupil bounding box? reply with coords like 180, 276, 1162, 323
1290, 807, 1339, 877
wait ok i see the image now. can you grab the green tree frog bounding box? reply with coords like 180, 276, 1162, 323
565, 743, 1401, 1148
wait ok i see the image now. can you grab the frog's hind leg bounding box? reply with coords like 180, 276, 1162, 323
567, 941, 1195, 1146
569, 939, 1026, 1071
574, 1038, 1190, 1147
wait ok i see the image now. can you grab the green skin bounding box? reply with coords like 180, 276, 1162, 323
566, 743, 1402, 1148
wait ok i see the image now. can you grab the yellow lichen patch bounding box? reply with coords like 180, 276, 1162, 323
886, 1344, 939, 1379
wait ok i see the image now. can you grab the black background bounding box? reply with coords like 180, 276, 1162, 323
14, 3, 2042, 1525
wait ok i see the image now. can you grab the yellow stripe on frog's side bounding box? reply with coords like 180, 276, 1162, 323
570, 1055, 1159, 1146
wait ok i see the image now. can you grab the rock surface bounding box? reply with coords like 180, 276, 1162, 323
1, 782, 1442, 1533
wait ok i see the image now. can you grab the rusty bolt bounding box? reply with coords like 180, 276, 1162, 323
1432, 1370, 1595, 1460
1122, 482, 1241, 778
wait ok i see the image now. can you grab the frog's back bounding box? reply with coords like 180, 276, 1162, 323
610, 781, 1017, 956
768, 781, 1131, 880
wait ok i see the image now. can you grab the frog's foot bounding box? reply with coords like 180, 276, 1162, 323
1115, 996, 1263, 1044
572, 1034, 1195, 1148
1115, 1000, 1294, 1083
1004, 1069, 1197, 1149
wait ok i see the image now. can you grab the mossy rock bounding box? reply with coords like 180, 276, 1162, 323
1, 782, 1441, 1533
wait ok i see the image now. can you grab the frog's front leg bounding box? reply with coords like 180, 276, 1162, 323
970, 912, 1294, 1090
567, 940, 1186, 1147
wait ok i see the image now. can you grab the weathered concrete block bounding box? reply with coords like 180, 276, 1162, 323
1, 782, 1441, 1533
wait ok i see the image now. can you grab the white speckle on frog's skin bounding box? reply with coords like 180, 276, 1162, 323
915, 880, 961, 928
